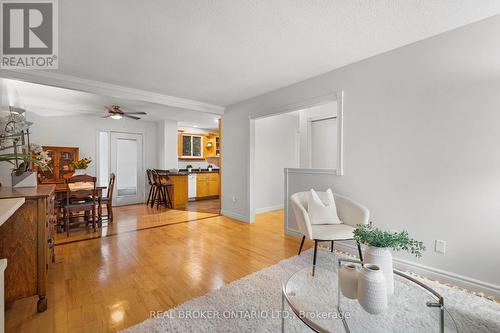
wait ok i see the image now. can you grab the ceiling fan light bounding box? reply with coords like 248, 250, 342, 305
110, 114, 122, 120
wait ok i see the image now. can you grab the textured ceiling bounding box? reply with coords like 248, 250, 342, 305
54, 1, 500, 106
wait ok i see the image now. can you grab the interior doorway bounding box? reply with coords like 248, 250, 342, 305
99, 131, 145, 206
249, 91, 344, 222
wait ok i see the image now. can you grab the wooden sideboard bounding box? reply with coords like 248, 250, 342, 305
38, 146, 79, 185
0, 185, 55, 312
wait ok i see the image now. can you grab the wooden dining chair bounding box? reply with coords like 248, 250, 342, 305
62, 175, 98, 236
99, 173, 115, 224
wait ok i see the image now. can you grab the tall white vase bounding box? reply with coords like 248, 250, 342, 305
339, 264, 359, 299
357, 264, 388, 314
364, 246, 394, 295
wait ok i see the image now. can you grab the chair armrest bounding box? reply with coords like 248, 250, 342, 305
290, 197, 313, 239
334, 194, 370, 228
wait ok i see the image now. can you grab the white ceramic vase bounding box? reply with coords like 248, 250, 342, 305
357, 264, 388, 314
339, 264, 359, 299
364, 246, 394, 295
73, 169, 86, 176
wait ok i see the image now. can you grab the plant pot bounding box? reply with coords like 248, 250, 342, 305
12, 171, 37, 188
364, 246, 394, 295
73, 169, 87, 176
339, 263, 359, 299
357, 264, 388, 314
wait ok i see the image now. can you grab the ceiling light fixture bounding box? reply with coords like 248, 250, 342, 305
110, 114, 122, 120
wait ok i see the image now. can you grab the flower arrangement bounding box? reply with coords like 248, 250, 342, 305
0, 108, 51, 176
353, 224, 425, 257
70, 157, 92, 170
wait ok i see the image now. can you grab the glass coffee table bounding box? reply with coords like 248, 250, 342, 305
281, 258, 458, 332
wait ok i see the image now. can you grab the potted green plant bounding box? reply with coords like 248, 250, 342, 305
70, 157, 92, 175
353, 224, 425, 295
0, 108, 51, 187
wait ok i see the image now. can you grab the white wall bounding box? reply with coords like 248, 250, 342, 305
20, 112, 158, 191
222, 16, 500, 290
157, 119, 179, 170
255, 113, 299, 213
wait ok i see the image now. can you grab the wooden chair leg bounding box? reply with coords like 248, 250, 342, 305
312, 240, 318, 276
298, 235, 305, 255
150, 187, 157, 208
65, 210, 70, 237
164, 186, 172, 208
331, 240, 334, 252
107, 204, 113, 223
146, 186, 153, 205
357, 241, 364, 264
92, 207, 96, 232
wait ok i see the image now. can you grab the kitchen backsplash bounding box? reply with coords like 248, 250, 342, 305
178, 160, 212, 169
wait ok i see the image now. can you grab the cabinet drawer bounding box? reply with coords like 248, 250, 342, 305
196, 173, 209, 181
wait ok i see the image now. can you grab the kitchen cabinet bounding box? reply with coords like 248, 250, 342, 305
203, 134, 220, 158
196, 173, 219, 198
178, 133, 204, 159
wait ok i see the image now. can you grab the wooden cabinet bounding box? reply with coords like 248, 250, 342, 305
204, 134, 220, 158
38, 146, 79, 184
0, 185, 55, 313
177, 132, 220, 160
196, 173, 220, 198
178, 133, 204, 159
167, 175, 188, 209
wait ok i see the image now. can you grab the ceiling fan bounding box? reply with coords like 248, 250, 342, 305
102, 105, 146, 120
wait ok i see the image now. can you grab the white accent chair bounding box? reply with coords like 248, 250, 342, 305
290, 191, 370, 275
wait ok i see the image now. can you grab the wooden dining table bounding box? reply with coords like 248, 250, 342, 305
53, 184, 107, 232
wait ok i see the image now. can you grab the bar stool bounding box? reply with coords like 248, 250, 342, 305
151, 170, 173, 209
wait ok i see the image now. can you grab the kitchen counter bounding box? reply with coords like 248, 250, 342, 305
179, 169, 220, 174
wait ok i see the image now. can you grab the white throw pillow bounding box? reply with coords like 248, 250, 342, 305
308, 188, 342, 225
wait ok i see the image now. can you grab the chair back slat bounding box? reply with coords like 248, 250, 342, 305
107, 173, 116, 202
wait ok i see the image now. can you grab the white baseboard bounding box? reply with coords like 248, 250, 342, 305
221, 209, 251, 223
332, 241, 500, 299
255, 205, 284, 214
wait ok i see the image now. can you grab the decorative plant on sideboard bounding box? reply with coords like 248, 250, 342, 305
353, 223, 425, 295
0, 107, 51, 187
70, 157, 92, 175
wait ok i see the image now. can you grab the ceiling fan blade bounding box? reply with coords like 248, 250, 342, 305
123, 114, 140, 120
123, 111, 147, 115
101, 115, 112, 118
104, 106, 113, 112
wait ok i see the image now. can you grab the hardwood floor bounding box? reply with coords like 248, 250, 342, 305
184, 198, 220, 215
54, 204, 218, 245
5, 209, 310, 332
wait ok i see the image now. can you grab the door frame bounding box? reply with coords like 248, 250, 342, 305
247, 90, 344, 223
96, 129, 146, 206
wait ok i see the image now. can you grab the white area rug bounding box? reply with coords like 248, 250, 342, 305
123, 249, 500, 332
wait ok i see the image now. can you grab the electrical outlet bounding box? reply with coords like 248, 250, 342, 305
435, 240, 446, 254
232, 196, 237, 203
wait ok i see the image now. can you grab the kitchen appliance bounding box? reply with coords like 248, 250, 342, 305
188, 174, 197, 199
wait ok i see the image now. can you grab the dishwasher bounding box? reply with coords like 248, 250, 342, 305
188, 173, 197, 199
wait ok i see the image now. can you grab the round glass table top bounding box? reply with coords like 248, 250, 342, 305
282, 265, 458, 333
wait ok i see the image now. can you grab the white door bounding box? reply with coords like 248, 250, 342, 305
110, 132, 144, 205
311, 117, 337, 169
